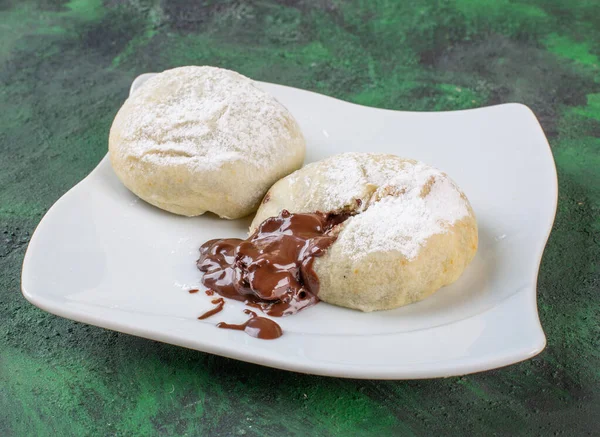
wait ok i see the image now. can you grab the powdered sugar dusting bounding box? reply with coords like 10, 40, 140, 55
269, 153, 471, 260
286, 153, 368, 212
114, 66, 296, 171
330, 154, 470, 260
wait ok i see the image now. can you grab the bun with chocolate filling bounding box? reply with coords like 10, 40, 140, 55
251, 153, 478, 312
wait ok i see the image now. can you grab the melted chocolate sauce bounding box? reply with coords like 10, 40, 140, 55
217, 310, 283, 340
197, 297, 225, 320
197, 210, 349, 317
188, 289, 199, 294
205, 289, 214, 296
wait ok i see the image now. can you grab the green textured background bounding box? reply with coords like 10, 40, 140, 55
1, 0, 599, 435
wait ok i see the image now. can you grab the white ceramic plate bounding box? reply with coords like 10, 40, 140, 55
21, 73, 557, 379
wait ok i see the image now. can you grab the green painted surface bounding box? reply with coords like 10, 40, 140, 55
1, 0, 598, 435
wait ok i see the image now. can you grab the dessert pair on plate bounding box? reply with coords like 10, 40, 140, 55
109, 66, 478, 321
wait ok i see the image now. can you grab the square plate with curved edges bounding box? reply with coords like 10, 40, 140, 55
21, 73, 557, 379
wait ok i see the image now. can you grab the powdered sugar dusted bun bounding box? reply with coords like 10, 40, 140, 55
251, 153, 478, 312
109, 66, 305, 218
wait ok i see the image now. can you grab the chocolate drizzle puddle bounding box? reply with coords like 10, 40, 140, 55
217, 309, 283, 340
197, 210, 350, 317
